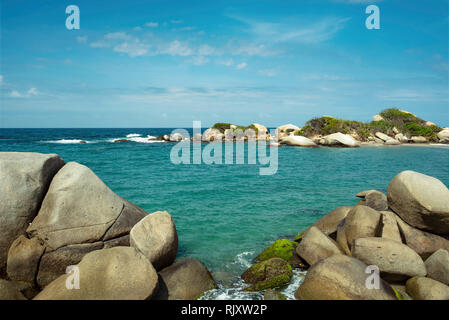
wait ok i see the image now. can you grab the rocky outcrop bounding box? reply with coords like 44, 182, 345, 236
296, 227, 343, 266
356, 190, 388, 211
411, 136, 427, 143
395, 213, 449, 259
255, 239, 304, 268
387, 170, 449, 234
241, 258, 292, 292
263, 289, 286, 300
6, 236, 46, 290
378, 211, 402, 242
130, 211, 178, 271
0, 152, 64, 276
295, 254, 396, 300
425, 249, 449, 285
438, 129, 449, 143
1, 152, 219, 300
34, 247, 159, 300
352, 237, 426, 281
10, 162, 148, 288
252, 123, 269, 140
0, 279, 27, 300
202, 128, 224, 142
153, 258, 217, 300
279, 136, 317, 147
406, 277, 449, 300
336, 205, 381, 251
320, 132, 360, 148
276, 124, 300, 139
297, 206, 352, 240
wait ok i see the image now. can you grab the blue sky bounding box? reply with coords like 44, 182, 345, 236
1, 0, 448, 128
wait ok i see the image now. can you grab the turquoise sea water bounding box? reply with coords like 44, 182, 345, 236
1, 128, 448, 299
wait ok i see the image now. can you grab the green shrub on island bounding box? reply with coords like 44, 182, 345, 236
211, 123, 258, 134
295, 108, 441, 142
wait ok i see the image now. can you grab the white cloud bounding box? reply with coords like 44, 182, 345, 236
0, 75, 3, 85
8, 87, 40, 98
162, 40, 193, 56
217, 59, 234, 67
145, 22, 158, 28
236, 62, 247, 70
9, 91, 22, 98
198, 44, 216, 56
27, 87, 39, 95
192, 55, 209, 66
232, 15, 350, 45
76, 36, 88, 43
104, 32, 130, 40
258, 69, 277, 77
90, 32, 149, 57
114, 40, 149, 57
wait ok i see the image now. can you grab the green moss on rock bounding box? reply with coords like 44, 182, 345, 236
256, 239, 296, 262
241, 258, 292, 292
391, 286, 404, 300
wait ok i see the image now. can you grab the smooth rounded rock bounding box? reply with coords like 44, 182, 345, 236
130, 211, 178, 271
34, 247, 159, 300
387, 170, 449, 234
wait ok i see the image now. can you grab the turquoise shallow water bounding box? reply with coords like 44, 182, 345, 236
1, 128, 448, 298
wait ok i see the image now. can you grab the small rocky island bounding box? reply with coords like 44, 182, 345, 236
112, 108, 449, 147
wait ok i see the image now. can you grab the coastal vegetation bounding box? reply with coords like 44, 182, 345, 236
294, 108, 442, 142
211, 123, 258, 133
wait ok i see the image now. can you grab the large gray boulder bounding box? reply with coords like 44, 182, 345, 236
379, 211, 402, 242
202, 128, 224, 142
437, 129, 449, 142
0, 152, 64, 276
153, 258, 217, 300
356, 190, 388, 211
297, 206, 352, 240
34, 247, 158, 300
387, 170, 449, 234
320, 132, 360, 148
0, 279, 27, 300
425, 249, 449, 285
336, 205, 381, 251
406, 277, 449, 300
10, 162, 146, 288
411, 136, 427, 143
279, 136, 317, 147
295, 254, 396, 300
130, 211, 178, 271
296, 226, 343, 266
395, 213, 449, 259
352, 237, 426, 281
7, 236, 45, 289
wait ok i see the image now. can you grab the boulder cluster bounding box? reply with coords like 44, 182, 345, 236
0, 152, 217, 300
242, 170, 449, 300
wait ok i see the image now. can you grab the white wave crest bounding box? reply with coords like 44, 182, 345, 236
44, 139, 90, 144
126, 133, 141, 138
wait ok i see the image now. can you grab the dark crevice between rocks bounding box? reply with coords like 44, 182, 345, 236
397, 222, 408, 245
101, 203, 126, 241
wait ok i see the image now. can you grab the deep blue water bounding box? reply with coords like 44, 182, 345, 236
1, 128, 448, 298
